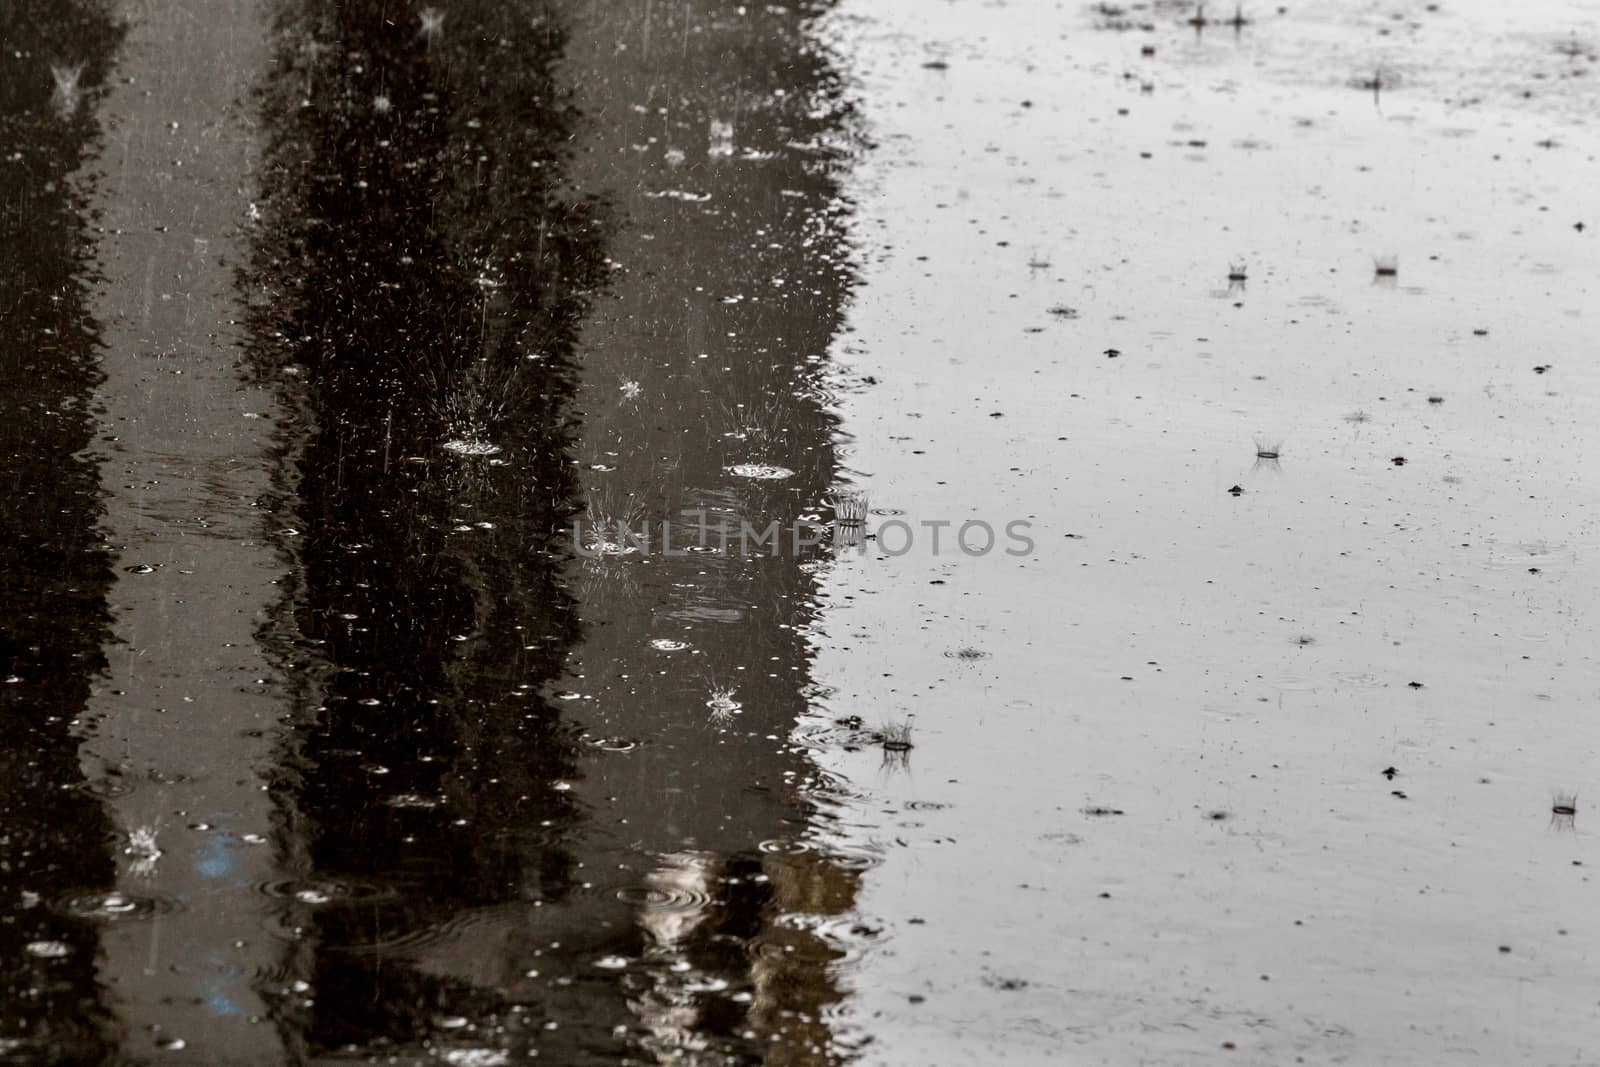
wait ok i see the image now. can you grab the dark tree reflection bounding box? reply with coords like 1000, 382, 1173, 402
242, 0, 612, 1059
0, 2, 124, 1063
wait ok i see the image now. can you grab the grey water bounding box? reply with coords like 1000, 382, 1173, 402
2, 0, 1598, 1063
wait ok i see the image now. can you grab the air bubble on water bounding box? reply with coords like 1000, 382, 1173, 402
727, 463, 794, 480
57, 889, 179, 921
584, 736, 639, 753
440, 1052, 510, 1067
384, 793, 442, 809
442, 438, 502, 456
650, 638, 689, 651
25, 940, 70, 958
683, 976, 730, 993
260, 878, 397, 906
583, 532, 641, 557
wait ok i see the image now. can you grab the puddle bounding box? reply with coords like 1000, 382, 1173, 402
2, 0, 1597, 1061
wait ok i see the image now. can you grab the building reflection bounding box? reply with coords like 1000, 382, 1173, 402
0, 4, 123, 1062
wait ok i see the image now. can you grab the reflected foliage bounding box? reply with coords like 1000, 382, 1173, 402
243, 0, 610, 1058
0, 1, 124, 1062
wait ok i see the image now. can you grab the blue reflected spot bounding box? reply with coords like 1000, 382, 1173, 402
206, 993, 245, 1017
195, 835, 235, 879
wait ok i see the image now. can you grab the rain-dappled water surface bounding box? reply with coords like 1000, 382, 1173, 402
2, 0, 1599, 1061
804, 0, 1600, 1062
